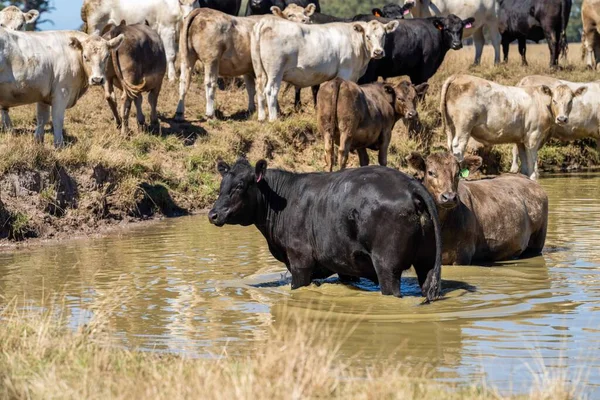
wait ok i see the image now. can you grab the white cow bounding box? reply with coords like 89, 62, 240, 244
441, 74, 586, 180
0, 29, 124, 146
510, 75, 599, 173
402, 0, 501, 65
252, 19, 399, 121
81, 0, 198, 81
0, 6, 40, 131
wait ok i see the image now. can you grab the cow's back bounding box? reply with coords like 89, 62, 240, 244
458, 174, 548, 262
0, 29, 87, 107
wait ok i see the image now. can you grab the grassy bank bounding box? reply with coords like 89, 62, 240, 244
0, 43, 597, 242
0, 295, 579, 399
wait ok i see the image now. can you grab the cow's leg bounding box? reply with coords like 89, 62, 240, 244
34, 103, 50, 143
311, 85, 320, 108
175, 46, 197, 121
288, 254, 314, 290
592, 31, 600, 70
378, 130, 391, 167
148, 87, 161, 129
518, 36, 528, 66
120, 93, 132, 136
159, 26, 177, 82
372, 255, 403, 298
357, 148, 369, 167
545, 29, 559, 68
294, 87, 302, 111
337, 129, 351, 169
489, 22, 502, 64
204, 62, 219, 119
50, 100, 67, 148
526, 147, 540, 180
265, 74, 283, 122
104, 80, 121, 128
133, 96, 145, 130
242, 74, 256, 115
472, 27, 485, 65
502, 35, 510, 63
1, 108, 12, 132
324, 132, 335, 172
510, 144, 520, 173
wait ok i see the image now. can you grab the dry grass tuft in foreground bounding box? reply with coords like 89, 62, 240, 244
0, 294, 581, 400
0, 43, 598, 242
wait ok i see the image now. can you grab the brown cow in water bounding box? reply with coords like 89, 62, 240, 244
317, 78, 428, 171
102, 21, 166, 135
407, 152, 548, 265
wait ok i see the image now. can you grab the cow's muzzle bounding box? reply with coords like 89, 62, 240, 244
208, 208, 226, 227
90, 77, 105, 86
406, 110, 418, 120
556, 116, 569, 125
451, 41, 463, 50
439, 192, 458, 208
372, 49, 384, 59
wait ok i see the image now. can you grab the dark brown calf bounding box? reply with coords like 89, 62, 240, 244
102, 21, 166, 135
407, 152, 548, 265
317, 78, 427, 171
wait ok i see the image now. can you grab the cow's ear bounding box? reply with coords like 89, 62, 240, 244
353, 23, 364, 33
463, 17, 475, 29
539, 85, 553, 97
414, 83, 429, 101
101, 22, 116, 36
24, 9, 39, 24
372, 8, 383, 17
69, 37, 83, 51
270, 6, 285, 18
385, 20, 399, 33
255, 160, 268, 183
406, 152, 426, 179
107, 34, 125, 51
574, 86, 588, 97
305, 3, 316, 16
217, 160, 230, 177
460, 155, 482, 174
433, 18, 444, 31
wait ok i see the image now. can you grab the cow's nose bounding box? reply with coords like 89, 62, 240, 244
556, 116, 568, 124
452, 41, 462, 49
440, 192, 457, 204
91, 77, 104, 85
406, 111, 417, 119
373, 49, 384, 59
208, 210, 219, 224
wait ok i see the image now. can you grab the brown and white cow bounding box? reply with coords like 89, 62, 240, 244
441, 74, 585, 180
176, 8, 273, 120
0, 29, 124, 146
0, 6, 40, 131
252, 18, 399, 121
407, 151, 548, 265
317, 78, 428, 171
102, 21, 166, 135
582, 0, 600, 69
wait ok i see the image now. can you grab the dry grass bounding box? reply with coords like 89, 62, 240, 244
0, 292, 581, 399
0, 42, 598, 240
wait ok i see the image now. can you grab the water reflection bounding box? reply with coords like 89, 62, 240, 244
0, 173, 600, 394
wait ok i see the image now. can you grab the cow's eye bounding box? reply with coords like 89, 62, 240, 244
236, 182, 244, 190
428, 170, 436, 178
83, 55, 89, 62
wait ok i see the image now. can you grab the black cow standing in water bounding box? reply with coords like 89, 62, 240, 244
498, 0, 572, 67
208, 158, 443, 302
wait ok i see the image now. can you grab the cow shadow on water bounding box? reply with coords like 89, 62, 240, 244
252, 274, 476, 299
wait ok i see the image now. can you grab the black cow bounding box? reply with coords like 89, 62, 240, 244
498, 0, 572, 67
246, 0, 320, 16
208, 158, 443, 302
359, 14, 474, 85
199, 0, 242, 15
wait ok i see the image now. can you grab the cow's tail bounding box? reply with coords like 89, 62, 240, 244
328, 78, 343, 138
412, 181, 443, 303
251, 20, 268, 99
80, 1, 89, 33
559, 0, 570, 60
112, 48, 146, 99
440, 74, 457, 150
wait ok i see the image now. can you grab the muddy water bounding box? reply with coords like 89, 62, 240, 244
1, 174, 600, 394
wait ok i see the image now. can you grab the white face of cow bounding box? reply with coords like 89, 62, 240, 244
0, 6, 39, 31
353, 20, 399, 60
541, 84, 588, 125
271, 4, 316, 24
179, 0, 199, 19
70, 34, 125, 86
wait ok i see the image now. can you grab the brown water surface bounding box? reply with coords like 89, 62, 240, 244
1, 173, 599, 395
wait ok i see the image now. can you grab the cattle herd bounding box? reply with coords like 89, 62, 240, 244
2, 0, 600, 301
